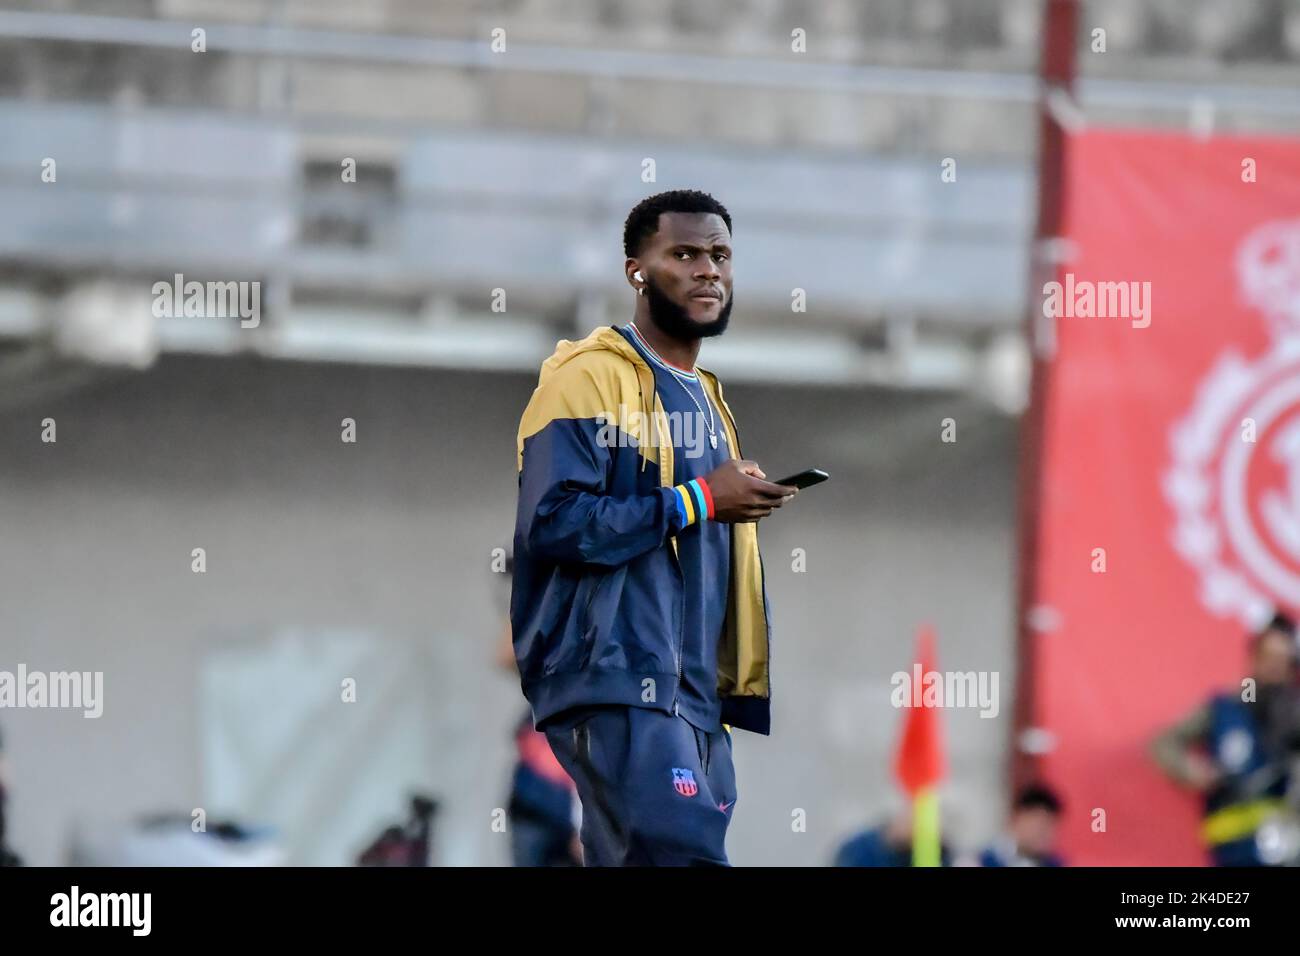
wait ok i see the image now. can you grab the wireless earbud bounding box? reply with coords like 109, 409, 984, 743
633, 271, 643, 281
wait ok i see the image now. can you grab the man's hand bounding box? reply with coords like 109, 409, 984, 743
703, 460, 797, 524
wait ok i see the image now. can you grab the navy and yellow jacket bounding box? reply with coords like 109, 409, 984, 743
511, 325, 773, 735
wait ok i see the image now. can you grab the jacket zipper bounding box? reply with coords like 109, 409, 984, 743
670, 541, 685, 716
580, 577, 599, 634
645, 375, 687, 716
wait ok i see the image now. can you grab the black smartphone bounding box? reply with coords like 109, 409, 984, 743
772, 468, 830, 490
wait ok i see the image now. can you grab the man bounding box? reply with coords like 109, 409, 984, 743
1151, 612, 1300, 866
510, 189, 797, 866
974, 784, 1065, 867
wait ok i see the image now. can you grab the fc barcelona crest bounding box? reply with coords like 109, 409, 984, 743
671, 768, 698, 797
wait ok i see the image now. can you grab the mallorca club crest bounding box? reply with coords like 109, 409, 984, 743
1165, 219, 1300, 625
671, 768, 698, 797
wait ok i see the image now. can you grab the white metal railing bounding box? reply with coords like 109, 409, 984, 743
0, 10, 1297, 120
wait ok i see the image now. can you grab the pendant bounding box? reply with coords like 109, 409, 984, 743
710, 434, 718, 449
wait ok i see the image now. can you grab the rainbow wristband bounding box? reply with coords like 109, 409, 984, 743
672, 477, 714, 528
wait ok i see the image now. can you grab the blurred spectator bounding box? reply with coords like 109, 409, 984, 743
833, 803, 952, 867
356, 795, 438, 866
973, 783, 1065, 867
495, 557, 581, 866
1151, 612, 1300, 866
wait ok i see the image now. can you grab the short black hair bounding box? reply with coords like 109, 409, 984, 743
622, 189, 733, 259
1013, 783, 1063, 816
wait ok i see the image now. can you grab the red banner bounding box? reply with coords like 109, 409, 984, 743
1034, 129, 1300, 865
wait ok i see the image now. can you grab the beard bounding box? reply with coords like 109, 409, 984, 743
644, 274, 732, 342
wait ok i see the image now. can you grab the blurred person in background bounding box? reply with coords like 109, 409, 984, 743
495, 557, 581, 866
972, 783, 1065, 867
833, 802, 953, 867
0, 725, 21, 866
355, 796, 439, 867
511, 190, 797, 866
1151, 612, 1300, 866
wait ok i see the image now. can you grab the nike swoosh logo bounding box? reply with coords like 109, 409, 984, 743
718, 800, 735, 812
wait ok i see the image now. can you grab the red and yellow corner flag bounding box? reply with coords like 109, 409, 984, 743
892, 625, 947, 866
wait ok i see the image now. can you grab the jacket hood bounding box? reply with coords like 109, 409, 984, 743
536, 325, 649, 388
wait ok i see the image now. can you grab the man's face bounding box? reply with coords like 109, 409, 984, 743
634, 211, 733, 341
1011, 807, 1059, 859
1253, 629, 1296, 686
